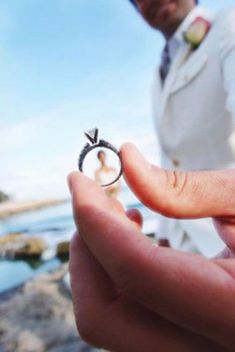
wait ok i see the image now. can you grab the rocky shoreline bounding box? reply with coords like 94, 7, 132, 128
0, 233, 47, 259
0, 199, 68, 220
0, 233, 70, 260
0, 264, 96, 352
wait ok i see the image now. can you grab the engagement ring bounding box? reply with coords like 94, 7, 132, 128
78, 128, 123, 187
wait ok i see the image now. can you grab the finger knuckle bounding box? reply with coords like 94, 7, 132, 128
76, 319, 100, 347
116, 246, 159, 301
163, 169, 191, 217
116, 275, 136, 297
165, 169, 189, 196
74, 307, 104, 347
114, 258, 140, 297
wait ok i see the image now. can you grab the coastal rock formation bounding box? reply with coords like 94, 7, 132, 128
0, 265, 96, 352
0, 233, 47, 259
56, 241, 70, 259
0, 199, 68, 219
0, 190, 9, 203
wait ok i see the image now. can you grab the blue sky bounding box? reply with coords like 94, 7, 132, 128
1, 0, 234, 199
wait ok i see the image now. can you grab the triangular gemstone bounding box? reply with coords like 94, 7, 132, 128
85, 128, 98, 144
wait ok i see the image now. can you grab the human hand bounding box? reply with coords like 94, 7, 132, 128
158, 238, 171, 247
68, 143, 235, 352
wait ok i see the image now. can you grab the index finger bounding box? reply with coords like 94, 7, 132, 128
68, 171, 125, 226
68, 171, 235, 350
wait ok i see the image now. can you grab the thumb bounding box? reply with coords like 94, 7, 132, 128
121, 143, 235, 219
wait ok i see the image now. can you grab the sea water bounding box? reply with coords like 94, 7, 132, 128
0, 190, 159, 293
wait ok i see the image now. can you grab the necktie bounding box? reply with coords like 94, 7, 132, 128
159, 44, 171, 84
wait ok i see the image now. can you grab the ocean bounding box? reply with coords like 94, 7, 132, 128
0, 191, 159, 293
0, 127, 161, 293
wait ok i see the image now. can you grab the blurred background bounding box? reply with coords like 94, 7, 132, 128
0, 1, 234, 351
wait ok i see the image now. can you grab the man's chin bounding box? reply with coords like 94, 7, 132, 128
145, 2, 178, 30
148, 18, 177, 33
157, 1, 178, 21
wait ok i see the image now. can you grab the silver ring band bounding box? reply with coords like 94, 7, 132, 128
78, 129, 123, 187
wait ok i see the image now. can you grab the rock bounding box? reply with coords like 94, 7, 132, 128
0, 264, 96, 352
0, 190, 9, 203
63, 273, 71, 291
17, 331, 44, 352
48, 341, 95, 352
0, 199, 68, 219
0, 233, 47, 259
56, 241, 70, 259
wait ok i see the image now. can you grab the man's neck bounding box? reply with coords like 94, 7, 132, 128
162, 6, 196, 40
163, 24, 181, 40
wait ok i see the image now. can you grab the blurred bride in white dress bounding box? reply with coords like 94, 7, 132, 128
94, 150, 121, 198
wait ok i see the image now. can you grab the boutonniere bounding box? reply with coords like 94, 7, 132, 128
184, 17, 211, 49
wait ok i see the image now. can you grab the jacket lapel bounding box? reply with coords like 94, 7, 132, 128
158, 43, 192, 120
152, 43, 192, 132
156, 7, 213, 126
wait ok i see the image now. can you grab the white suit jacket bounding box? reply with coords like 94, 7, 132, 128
152, 6, 235, 257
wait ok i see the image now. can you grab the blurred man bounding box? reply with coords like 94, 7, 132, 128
129, 0, 235, 256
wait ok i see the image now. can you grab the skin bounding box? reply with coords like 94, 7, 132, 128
134, 0, 196, 38
134, 0, 196, 245
68, 143, 235, 352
